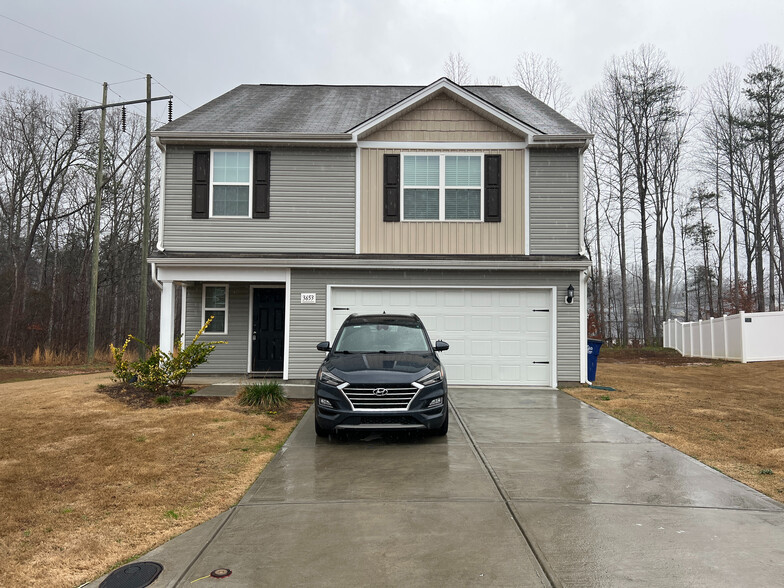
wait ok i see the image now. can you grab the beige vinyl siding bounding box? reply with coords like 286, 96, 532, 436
163, 147, 355, 253
186, 283, 250, 373
360, 149, 525, 254
363, 94, 523, 142
529, 148, 580, 254
288, 268, 581, 383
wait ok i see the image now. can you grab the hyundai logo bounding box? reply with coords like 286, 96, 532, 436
373, 388, 389, 396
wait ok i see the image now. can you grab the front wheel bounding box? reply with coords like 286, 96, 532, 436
315, 417, 330, 438
430, 411, 448, 436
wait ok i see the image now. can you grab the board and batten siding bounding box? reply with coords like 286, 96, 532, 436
360, 148, 526, 254
288, 268, 581, 383
162, 147, 355, 253
185, 283, 250, 373
528, 148, 580, 255
362, 94, 523, 142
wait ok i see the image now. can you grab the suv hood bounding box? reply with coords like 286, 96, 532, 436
323, 352, 438, 385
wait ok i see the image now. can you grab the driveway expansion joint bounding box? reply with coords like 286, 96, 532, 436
450, 398, 561, 588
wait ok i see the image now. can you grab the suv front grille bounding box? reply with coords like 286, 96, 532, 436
343, 385, 418, 411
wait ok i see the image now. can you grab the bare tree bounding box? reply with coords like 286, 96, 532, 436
511, 52, 573, 111
443, 52, 474, 85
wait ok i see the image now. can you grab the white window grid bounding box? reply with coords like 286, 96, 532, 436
202, 284, 229, 335
400, 153, 485, 222
209, 149, 253, 218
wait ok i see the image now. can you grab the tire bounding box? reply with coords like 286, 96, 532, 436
431, 411, 448, 436
314, 417, 330, 438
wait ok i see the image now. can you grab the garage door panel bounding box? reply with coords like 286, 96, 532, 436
471, 291, 493, 306
499, 316, 522, 332
329, 287, 552, 386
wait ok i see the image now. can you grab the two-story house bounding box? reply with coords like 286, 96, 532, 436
150, 78, 592, 387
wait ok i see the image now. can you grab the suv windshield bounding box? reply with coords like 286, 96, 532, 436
333, 323, 430, 353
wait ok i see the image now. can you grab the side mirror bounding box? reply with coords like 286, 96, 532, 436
316, 341, 331, 352
434, 340, 449, 352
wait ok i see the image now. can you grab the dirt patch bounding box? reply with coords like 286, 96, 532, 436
0, 365, 111, 384
568, 357, 784, 502
0, 373, 310, 588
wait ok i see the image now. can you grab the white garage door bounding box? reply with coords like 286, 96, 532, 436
329, 287, 554, 386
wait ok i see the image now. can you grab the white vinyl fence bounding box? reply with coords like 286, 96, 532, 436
663, 311, 784, 363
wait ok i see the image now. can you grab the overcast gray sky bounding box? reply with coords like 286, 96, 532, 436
0, 0, 781, 122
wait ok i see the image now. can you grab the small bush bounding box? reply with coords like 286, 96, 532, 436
238, 381, 288, 410
155, 396, 170, 405
109, 317, 226, 393
760, 469, 774, 475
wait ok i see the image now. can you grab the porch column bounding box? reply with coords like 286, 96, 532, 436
159, 280, 176, 353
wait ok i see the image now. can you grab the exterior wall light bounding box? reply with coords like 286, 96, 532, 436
565, 284, 574, 304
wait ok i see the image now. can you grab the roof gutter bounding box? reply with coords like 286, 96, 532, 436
150, 256, 592, 272
530, 135, 593, 146
153, 132, 354, 146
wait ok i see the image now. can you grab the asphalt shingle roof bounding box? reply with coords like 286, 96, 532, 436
157, 83, 587, 137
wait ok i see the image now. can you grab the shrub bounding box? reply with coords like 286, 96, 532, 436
109, 317, 226, 393
238, 381, 288, 410
155, 396, 170, 405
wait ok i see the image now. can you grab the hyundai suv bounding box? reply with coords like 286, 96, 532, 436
314, 314, 449, 437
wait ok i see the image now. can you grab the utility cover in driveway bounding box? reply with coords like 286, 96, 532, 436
330, 286, 553, 386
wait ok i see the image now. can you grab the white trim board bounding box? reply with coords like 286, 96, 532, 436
358, 141, 527, 149
349, 78, 539, 141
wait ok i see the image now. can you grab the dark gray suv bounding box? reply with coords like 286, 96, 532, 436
314, 314, 449, 437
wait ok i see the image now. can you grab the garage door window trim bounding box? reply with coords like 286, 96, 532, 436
401, 153, 484, 222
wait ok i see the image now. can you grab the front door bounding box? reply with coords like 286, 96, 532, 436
252, 287, 285, 373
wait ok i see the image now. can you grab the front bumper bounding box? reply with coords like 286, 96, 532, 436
314, 382, 447, 432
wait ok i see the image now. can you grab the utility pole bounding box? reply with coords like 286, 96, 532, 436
79, 81, 173, 363
87, 82, 107, 364
137, 74, 152, 353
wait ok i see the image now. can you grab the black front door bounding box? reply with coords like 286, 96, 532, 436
252, 287, 285, 373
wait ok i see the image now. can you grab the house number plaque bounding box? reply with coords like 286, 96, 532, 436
300, 293, 316, 304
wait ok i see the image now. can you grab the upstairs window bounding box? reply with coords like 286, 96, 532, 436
402, 154, 482, 221
211, 150, 251, 217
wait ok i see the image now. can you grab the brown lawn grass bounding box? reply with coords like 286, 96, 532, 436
566, 357, 784, 502
0, 373, 309, 588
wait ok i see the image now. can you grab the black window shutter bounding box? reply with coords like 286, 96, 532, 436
253, 151, 271, 219
192, 151, 210, 219
383, 154, 400, 222
484, 154, 501, 222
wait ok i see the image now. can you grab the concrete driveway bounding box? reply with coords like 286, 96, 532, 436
91, 388, 784, 587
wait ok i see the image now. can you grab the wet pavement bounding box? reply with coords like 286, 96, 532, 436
88, 388, 784, 587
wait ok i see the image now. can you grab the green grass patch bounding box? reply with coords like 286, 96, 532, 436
155, 395, 170, 405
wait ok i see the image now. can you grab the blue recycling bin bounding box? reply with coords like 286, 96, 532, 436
587, 338, 603, 381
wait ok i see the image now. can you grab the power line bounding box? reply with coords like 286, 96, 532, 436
0, 69, 97, 103
0, 13, 146, 75
0, 47, 103, 85
152, 77, 192, 109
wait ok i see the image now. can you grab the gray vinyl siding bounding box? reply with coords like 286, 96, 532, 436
185, 283, 250, 373
529, 148, 580, 255
288, 268, 581, 383
163, 147, 355, 253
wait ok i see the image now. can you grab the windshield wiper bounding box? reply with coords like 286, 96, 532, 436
335, 350, 352, 354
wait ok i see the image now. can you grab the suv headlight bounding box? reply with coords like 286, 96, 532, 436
417, 367, 443, 387
318, 368, 344, 387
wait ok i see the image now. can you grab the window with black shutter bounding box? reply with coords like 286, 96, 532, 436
383, 154, 400, 222
484, 154, 501, 222
191, 151, 210, 219
253, 151, 270, 219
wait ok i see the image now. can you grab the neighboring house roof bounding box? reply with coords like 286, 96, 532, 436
154, 78, 588, 142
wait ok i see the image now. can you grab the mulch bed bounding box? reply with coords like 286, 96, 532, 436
98, 382, 313, 417
97, 383, 221, 409
599, 347, 723, 366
